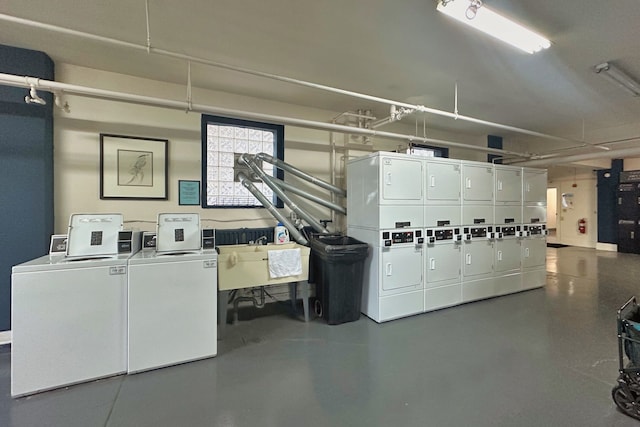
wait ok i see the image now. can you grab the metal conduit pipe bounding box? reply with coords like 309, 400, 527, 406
239, 154, 329, 234
0, 73, 529, 158
329, 130, 337, 226
518, 135, 640, 161
513, 145, 640, 167
273, 180, 346, 214
237, 172, 308, 245
0, 12, 575, 146
255, 152, 347, 196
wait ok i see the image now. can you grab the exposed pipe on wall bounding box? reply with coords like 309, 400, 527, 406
0, 72, 529, 157
0, 12, 576, 145
513, 145, 640, 167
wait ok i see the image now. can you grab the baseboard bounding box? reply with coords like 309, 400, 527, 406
0, 330, 11, 345
596, 243, 617, 252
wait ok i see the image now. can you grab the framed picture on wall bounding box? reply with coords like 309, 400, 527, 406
100, 134, 168, 200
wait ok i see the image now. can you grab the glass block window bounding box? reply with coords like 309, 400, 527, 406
201, 115, 284, 208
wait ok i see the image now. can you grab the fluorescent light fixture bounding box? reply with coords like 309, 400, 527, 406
594, 62, 640, 97
436, 0, 551, 54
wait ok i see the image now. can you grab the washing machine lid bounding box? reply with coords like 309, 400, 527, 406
66, 213, 123, 258
156, 213, 201, 253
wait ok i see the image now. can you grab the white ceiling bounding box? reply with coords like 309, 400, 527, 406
1, 0, 640, 146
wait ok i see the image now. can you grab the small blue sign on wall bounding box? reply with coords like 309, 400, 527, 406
178, 180, 201, 206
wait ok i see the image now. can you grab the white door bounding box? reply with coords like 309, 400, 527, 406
463, 240, 494, 277
524, 170, 547, 203
522, 238, 546, 268
426, 244, 461, 285
426, 161, 461, 202
495, 239, 521, 272
463, 165, 493, 202
495, 168, 522, 203
381, 157, 423, 202
380, 246, 423, 292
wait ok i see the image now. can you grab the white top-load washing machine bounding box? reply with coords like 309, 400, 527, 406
11, 213, 130, 397
127, 213, 217, 374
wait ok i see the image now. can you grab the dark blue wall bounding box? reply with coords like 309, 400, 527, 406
0, 44, 54, 331
597, 159, 623, 244
487, 135, 503, 164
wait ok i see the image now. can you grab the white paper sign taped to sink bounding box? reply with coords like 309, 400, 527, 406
268, 248, 302, 278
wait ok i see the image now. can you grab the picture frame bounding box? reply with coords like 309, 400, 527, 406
100, 134, 168, 200
178, 180, 201, 206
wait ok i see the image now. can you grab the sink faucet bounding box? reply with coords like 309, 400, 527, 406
254, 236, 268, 245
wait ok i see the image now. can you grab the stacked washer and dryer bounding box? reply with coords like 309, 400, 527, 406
346, 153, 425, 323
347, 151, 547, 323
522, 168, 549, 290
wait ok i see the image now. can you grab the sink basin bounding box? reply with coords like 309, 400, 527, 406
217, 243, 310, 291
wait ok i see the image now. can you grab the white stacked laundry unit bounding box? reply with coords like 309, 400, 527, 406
522, 168, 548, 290
493, 165, 524, 296
460, 161, 496, 303
347, 152, 425, 323
423, 157, 463, 312
347, 151, 548, 323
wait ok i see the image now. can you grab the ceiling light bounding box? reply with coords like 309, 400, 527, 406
436, 0, 551, 54
594, 62, 640, 97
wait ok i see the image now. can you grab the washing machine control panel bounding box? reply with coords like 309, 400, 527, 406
463, 226, 491, 241
382, 229, 423, 246
495, 226, 518, 239
425, 228, 461, 244
528, 225, 546, 236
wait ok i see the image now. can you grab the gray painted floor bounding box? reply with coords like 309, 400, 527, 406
0, 246, 639, 426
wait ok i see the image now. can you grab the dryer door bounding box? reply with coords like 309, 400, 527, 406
522, 238, 546, 268
426, 244, 461, 285
495, 239, 521, 273
463, 240, 494, 277
380, 157, 423, 202
380, 246, 422, 292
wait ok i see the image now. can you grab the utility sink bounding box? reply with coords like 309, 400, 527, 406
217, 243, 310, 291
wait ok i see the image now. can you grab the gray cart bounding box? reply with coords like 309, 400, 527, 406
612, 296, 640, 420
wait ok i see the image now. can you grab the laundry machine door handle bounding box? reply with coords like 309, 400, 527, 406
497, 250, 503, 261
466, 253, 472, 265
429, 258, 436, 270
385, 262, 392, 276
385, 172, 392, 186
525, 248, 530, 258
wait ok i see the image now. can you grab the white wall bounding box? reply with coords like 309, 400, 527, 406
53, 64, 497, 235
547, 167, 597, 248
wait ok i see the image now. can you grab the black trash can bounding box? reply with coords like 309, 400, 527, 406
309, 234, 369, 325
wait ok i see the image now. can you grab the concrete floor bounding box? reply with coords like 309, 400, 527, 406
0, 246, 638, 426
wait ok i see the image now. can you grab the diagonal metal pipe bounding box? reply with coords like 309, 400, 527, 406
255, 152, 346, 197
237, 172, 308, 245
239, 154, 329, 234
274, 179, 346, 215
